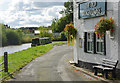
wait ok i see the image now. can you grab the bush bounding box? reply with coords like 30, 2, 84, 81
0, 31, 2, 46
51, 36, 60, 41
15, 29, 24, 42
0, 24, 35, 46
22, 35, 32, 43
59, 32, 67, 41
0, 24, 7, 46
40, 31, 52, 38
51, 32, 67, 41
2, 32, 7, 46
6, 29, 22, 45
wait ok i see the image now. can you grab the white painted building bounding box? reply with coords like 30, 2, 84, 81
34, 30, 40, 35
73, 0, 120, 77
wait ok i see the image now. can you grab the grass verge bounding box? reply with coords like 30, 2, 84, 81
0, 41, 67, 81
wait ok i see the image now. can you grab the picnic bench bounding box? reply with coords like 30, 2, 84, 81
93, 59, 119, 79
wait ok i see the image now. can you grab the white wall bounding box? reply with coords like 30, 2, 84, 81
118, 1, 120, 68
73, 0, 120, 68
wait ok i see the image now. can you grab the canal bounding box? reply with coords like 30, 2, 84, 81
0, 43, 31, 56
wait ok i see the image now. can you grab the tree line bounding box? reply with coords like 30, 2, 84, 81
0, 24, 33, 47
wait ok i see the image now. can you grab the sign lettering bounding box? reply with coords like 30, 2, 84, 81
79, 0, 106, 19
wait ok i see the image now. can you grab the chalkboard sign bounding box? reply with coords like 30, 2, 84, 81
79, 0, 106, 19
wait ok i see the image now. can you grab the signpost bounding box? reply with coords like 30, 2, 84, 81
79, 0, 106, 19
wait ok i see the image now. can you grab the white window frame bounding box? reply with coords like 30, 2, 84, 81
96, 34, 104, 54
87, 32, 93, 53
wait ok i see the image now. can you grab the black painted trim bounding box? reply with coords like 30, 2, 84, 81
104, 35, 106, 55
84, 32, 87, 53
78, 4, 80, 19
105, 0, 107, 16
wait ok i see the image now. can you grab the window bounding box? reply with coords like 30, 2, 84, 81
87, 33, 93, 52
84, 32, 106, 55
96, 34, 105, 54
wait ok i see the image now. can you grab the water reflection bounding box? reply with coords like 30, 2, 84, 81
0, 43, 31, 56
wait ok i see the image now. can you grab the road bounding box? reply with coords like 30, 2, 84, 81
8, 44, 99, 82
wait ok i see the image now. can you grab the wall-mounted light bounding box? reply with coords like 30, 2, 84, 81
76, 2, 80, 4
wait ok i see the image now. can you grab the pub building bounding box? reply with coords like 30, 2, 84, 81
73, 0, 120, 78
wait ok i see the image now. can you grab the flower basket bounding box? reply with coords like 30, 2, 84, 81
94, 17, 115, 38
64, 23, 77, 46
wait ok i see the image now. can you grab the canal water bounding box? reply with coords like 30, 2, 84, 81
0, 43, 31, 56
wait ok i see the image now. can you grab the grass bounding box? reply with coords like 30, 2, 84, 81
0, 41, 67, 80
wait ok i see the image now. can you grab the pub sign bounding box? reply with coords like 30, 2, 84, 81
79, 0, 106, 19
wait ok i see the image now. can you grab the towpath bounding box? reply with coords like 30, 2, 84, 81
8, 45, 99, 82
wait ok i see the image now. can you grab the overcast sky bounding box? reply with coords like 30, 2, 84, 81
0, 0, 68, 28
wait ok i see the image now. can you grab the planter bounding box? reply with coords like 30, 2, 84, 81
106, 31, 114, 39
110, 31, 114, 39
106, 31, 110, 34
64, 23, 77, 46
94, 17, 114, 38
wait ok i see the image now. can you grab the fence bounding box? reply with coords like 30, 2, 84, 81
0, 52, 8, 72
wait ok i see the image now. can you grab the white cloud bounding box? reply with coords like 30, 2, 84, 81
0, 0, 65, 28
0, 0, 10, 4
15, 24, 40, 28
46, 6, 63, 17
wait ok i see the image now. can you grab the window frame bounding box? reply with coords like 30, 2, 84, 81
87, 32, 93, 53
96, 34, 104, 54
84, 32, 106, 55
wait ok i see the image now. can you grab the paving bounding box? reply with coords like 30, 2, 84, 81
7, 44, 104, 82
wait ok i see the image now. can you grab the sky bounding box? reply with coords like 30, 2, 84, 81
0, 0, 68, 28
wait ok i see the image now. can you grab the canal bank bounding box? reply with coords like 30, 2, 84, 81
0, 43, 31, 56
0, 41, 67, 81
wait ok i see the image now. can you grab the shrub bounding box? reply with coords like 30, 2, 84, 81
51, 32, 67, 41
0, 23, 33, 46
59, 32, 67, 41
22, 35, 32, 43
6, 29, 22, 45
51, 36, 60, 41
0, 31, 2, 47
40, 31, 52, 38
2, 32, 7, 46
0, 25, 7, 46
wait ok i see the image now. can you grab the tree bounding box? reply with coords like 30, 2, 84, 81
64, 0, 73, 15
54, 15, 72, 32
51, 0, 73, 33
38, 26, 51, 31
51, 18, 58, 33
60, 0, 73, 22
51, 14, 72, 33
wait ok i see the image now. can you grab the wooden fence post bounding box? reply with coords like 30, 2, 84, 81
4, 52, 8, 72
